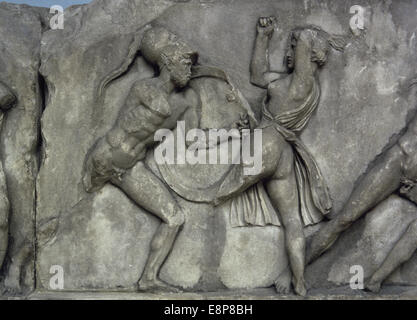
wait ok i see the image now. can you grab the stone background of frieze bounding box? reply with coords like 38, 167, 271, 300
0, 0, 416, 293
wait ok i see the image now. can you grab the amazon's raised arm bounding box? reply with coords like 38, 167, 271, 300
250, 17, 283, 88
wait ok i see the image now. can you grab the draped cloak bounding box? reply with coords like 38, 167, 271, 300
229, 78, 332, 227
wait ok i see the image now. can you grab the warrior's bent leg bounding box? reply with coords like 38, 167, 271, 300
138, 222, 182, 292
112, 162, 184, 291
113, 162, 183, 224
215, 126, 287, 204
366, 219, 417, 292
267, 142, 306, 296
307, 144, 405, 264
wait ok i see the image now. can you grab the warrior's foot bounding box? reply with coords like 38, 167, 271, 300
306, 224, 339, 263
2, 285, 23, 296
365, 279, 382, 293
138, 278, 182, 293
293, 276, 307, 297
2, 260, 26, 296
274, 268, 291, 295
2, 276, 23, 296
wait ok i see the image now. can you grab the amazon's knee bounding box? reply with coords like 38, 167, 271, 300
286, 233, 305, 252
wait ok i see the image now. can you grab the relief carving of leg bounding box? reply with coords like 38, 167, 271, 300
0, 209, 7, 275
365, 219, 417, 292
138, 223, 182, 292
307, 144, 405, 264
215, 126, 285, 205
111, 162, 184, 292
2, 243, 32, 295
267, 142, 306, 296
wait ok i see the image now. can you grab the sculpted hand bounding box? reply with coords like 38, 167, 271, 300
257, 16, 276, 38
235, 113, 250, 132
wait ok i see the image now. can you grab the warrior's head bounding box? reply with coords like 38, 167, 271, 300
141, 26, 198, 88
285, 26, 345, 71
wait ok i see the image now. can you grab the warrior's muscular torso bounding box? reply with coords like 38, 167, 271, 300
88, 77, 198, 185
106, 80, 173, 170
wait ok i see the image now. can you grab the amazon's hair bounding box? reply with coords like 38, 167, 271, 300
284, 25, 346, 68
287, 25, 346, 52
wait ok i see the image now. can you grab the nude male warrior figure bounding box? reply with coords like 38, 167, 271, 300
83, 26, 198, 292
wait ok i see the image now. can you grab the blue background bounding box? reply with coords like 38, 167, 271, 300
3, 0, 92, 8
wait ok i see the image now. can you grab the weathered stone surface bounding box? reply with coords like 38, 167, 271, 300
216, 210, 287, 290
0, 0, 409, 303
5, 0, 414, 294
0, 3, 46, 293
306, 195, 417, 288
35, 0, 179, 290
37, 184, 159, 289
36, 0, 291, 291
18, 286, 417, 300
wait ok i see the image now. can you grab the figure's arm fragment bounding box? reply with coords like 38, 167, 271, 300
307, 143, 407, 263
0, 82, 16, 111
250, 17, 281, 88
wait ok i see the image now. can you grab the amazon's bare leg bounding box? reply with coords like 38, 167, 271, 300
112, 162, 184, 292
215, 126, 304, 295
267, 141, 306, 296
366, 219, 417, 292
215, 126, 285, 203
307, 145, 405, 264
